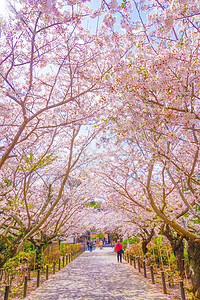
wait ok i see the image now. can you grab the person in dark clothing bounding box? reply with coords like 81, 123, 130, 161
115, 240, 123, 263
89, 241, 93, 252
87, 240, 89, 251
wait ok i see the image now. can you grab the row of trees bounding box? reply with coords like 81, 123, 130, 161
0, 0, 200, 298
0, 0, 138, 266
0, 0, 111, 267
91, 0, 200, 297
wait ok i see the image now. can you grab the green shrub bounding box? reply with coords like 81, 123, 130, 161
96, 233, 104, 240
153, 236, 163, 245
122, 239, 127, 250
128, 237, 139, 245
60, 243, 81, 255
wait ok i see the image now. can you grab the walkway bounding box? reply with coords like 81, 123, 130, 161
25, 247, 169, 300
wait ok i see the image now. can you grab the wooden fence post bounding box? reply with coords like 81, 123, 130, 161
37, 269, 40, 288
133, 256, 136, 268
62, 256, 65, 268
161, 271, 167, 294
53, 261, 56, 274
143, 261, 147, 278
23, 275, 28, 298
150, 266, 155, 284
46, 265, 49, 280
180, 281, 186, 300
4, 285, 9, 300
137, 257, 141, 273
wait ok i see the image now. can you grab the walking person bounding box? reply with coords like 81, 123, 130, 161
99, 240, 103, 250
89, 240, 93, 252
115, 240, 123, 263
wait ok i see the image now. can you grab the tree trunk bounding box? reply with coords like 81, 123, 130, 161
187, 240, 200, 299
141, 228, 155, 255
142, 239, 149, 255
173, 242, 185, 279
35, 244, 43, 269
161, 224, 185, 278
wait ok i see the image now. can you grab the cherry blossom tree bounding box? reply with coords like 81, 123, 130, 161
1, 0, 200, 296
99, 0, 200, 295
28, 175, 95, 259
1, 0, 130, 266
0, 121, 102, 267
89, 149, 158, 249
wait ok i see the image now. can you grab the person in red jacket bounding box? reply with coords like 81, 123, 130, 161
115, 240, 123, 263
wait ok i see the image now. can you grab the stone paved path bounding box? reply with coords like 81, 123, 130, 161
25, 247, 170, 300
